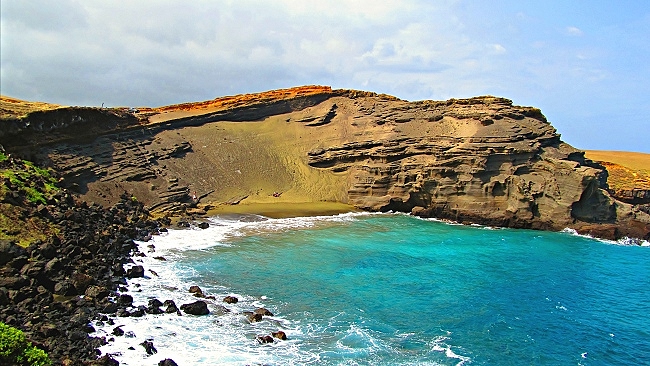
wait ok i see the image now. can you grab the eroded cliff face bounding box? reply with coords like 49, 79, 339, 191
303, 95, 617, 231
1, 87, 648, 240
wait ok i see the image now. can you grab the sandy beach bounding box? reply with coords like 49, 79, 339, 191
206, 201, 358, 219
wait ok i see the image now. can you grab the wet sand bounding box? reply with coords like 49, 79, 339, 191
206, 201, 358, 219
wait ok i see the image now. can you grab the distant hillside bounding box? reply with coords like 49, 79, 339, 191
0, 95, 63, 120
585, 150, 650, 205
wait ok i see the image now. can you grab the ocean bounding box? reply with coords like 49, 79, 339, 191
95, 213, 650, 365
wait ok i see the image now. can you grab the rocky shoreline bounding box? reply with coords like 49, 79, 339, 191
0, 151, 167, 364
0, 151, 288, 365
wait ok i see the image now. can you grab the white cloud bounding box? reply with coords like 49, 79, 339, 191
566, 26, 583, 36
490, 44, 507, 54
1, 0, 648, 152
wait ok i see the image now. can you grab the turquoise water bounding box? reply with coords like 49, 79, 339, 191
177, 214, 650, 365
97, 213, 650, 365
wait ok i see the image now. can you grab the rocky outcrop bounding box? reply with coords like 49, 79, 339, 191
1, 86, 648, 241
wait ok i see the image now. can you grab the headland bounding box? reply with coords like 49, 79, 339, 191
2, 86, 648, 241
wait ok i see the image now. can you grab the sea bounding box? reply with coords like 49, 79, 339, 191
94, 212, 650, 366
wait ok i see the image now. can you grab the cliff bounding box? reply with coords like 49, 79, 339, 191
1, 87, 648, 241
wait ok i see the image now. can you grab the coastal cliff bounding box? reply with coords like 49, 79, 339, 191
1, 86, 648, 241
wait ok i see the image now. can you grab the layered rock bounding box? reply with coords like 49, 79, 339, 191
1, 87, 648, 240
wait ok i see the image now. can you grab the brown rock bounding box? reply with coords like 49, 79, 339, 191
189, 285, 204, 297
223, 295, 238, 304
253, 307, 274, 316
272, 330, 287, 340
256, 335, 274, 344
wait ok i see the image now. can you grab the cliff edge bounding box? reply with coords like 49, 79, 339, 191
1, 87, 648, 241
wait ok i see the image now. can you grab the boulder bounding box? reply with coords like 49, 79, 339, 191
85, 285, 109, 300
158, 359, 178, 366
91, 355, 120, 366
54, 280, 77, 296
126, 265, 145, 278
197, 222, 209, 229
102, 302, 118, 314
189, 285, 204, 297
272, 330, 287, 340
39, 323, 60, 337
0, 288, 9, 305
71, 272, 94, 293
246, 312, 263, 323
0, 240, 27, 266
256, 335, 274, 344
223, 295, 238, 304
180, 300, 209, 315
147, 305, 164, 315
44, 258, 63, 273
130, 308, 145, 317
253, 307, 274, 316
117, 294, 134, 307
0, 276, 29, 290
140, 340, 158, 355
212, 305, 231, 316
163, 300, 179, 314
116, 309, 130, 317
149, 298, 163, 308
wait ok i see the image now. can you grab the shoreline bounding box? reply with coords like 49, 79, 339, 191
205, 201, 358, 219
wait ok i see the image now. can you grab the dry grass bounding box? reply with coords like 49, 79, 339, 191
585, 150, 650, 192
0, 95, 63, 119
146, 86, 334, 123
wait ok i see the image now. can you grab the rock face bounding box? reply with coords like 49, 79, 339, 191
1, 86, 648, 240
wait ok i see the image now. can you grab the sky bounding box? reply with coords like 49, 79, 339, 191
1, 1, 649, 152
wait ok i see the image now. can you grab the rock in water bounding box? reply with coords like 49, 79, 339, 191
223, 295, 238, 304
189, 285, 204, 297
246, 312, 263, 323
256, 335, 274, 344
272, 330, 287, 340
140, 340, 157, 355
253, 307, 274, 316
92, 355, 120, 366
163, 299, 179, 313
126, 265, 145, 278
180, 300, 210, 315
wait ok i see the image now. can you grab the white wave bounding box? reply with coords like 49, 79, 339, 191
95, 212, 393, 365
561, 228, 650, 247
97, 237, 320, 365
429, 335, 471, 366
97, 211, 479, 365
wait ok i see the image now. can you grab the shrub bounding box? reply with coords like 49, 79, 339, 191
0, 322, 51, 366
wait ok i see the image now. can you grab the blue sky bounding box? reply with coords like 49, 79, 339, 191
1, 0, 649, 152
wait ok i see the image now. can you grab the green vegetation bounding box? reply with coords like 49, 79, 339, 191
0, 322, 51, 366
0, 152, 61, 246
0, 156, 59, 205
